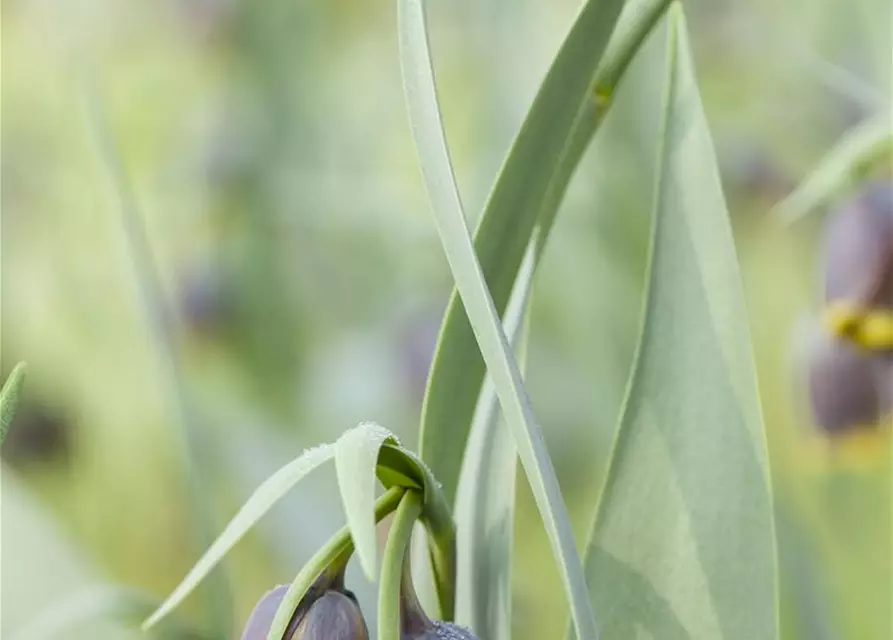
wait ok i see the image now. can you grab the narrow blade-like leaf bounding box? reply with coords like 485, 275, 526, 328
334, 422, 400, 580
774, 112, 892, 224
0, 362, 27, 445
398, 2, 599, 637
143, 445, 335, 630
416, 0, 627, 508
454, 246, 534, 638
578, 7, 778, 639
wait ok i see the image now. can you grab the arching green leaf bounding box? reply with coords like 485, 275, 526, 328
454, 247, 533, 639
398, 1, 601, 636
334, 422, 400, 580
415, 0, 631, 509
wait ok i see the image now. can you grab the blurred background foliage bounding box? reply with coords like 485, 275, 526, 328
1, 0, 890, 638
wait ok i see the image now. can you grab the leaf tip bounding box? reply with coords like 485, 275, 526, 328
356, 544, 378, 582
140, 609, 162, 632
1, 361, 28, 442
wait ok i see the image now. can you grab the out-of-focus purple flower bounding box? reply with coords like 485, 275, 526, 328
822, 181, 893, 312
807, 332, 892, 434
806, 181, 893, 435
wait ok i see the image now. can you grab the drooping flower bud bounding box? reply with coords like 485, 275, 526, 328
241, 585, 299, 639
292, 591, 369, 640
241, 570, 368, 640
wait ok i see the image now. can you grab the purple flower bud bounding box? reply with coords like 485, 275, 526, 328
241, 585, 299, 640
293, 591, 369, 640
241, 576, 368, 640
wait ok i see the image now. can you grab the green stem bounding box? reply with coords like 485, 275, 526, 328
423, 515, 455, 622
379, 491, 424, 640
266, 486, 406, 640
378, 444, 457, 620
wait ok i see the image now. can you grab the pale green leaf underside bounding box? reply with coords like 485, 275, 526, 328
416, 0, 626, 509
1, 362, 27, 445
398, 1, 598, 637
334, 422, 400, 580
579, 7, 778, 640
774, 112, 892, 224
142, 444, 335, 630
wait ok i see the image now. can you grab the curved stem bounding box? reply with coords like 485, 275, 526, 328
379, 490, 423, 640
414, 472, 456, 621
266, 487, 405, 640
377, 444, 457, 620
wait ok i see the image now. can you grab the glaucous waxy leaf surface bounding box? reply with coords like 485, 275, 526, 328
578, 8, 778, 640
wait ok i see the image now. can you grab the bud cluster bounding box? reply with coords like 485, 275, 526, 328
241, 542, 478, 640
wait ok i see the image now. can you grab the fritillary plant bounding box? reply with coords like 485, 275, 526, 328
7, 0, 891, 638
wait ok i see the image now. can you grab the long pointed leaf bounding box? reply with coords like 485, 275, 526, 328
454, 245, 534, 638
143, 445, 335, 630
578, 7, 778, 639
398, 2, 598, 637
416, 0, 628, 508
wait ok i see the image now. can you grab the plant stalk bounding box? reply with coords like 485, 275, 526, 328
379, 490, 424, 640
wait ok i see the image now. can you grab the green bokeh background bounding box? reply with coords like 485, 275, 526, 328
2, 0, 890, 638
